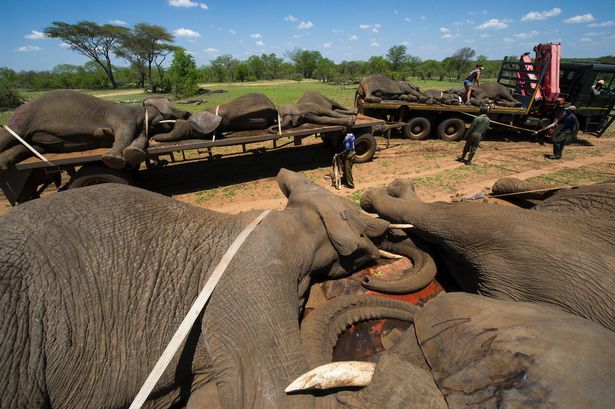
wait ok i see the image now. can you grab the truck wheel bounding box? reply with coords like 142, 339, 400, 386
354, 133, 377, 163
438, 118, 466, 142
68, 164, 133, 189
403, 117, 431, 140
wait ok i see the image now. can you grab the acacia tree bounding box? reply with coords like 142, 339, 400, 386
449, 47, 476, 80
45, 21, 127, 88
386, 45, 409, 72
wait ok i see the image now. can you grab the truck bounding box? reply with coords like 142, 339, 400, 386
356, 43, 615, 141
0, 115, 384, 206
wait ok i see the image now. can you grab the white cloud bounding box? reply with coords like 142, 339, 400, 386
25, 30, 47, 40
200, 3, 208, 9
59, 42, 71, 48
359, 24, 370, 29
404, 17, 411, 22
521, 8, 561, 22
503, 38, 515, 43
588, 21, 614, 27
420, 16, 427, 21
564, 14, 595, 24
439, 27, 450, 33
331, 28, 343, 33
370, 41, 380, 47
441, 33, 460, 39
475, 19, 509, 30
284, 15, 298, 22
323, 42, 332, 48
297, 21, 314, 30
250, 33, 261, 38
229, 29, 237, 35
109, 19, 127, 25
349, 35, 358, 41
16, 45, 41, 52
204, 47, 218, 53
371, 27, 379, 33
480, 33, 490, 38
514, 30, 539, 39
256, 40, 265, 47
169, 0, 197, 7
454, 19, 475, 26
173, 28, 201, 38
579, 37, 592, 42
400, 41, 409, 45
584, 32, 606, 36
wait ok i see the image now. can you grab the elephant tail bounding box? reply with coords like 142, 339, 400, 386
300, 294, 420, 368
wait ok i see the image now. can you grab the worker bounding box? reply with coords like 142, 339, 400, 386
592, 79, 606, 95
458, 106, 490, 165
546, 105, 579, 160
464, 64, 484, 104
340, 132, 356, 188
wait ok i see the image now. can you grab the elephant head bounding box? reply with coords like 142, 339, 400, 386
144, 97, 190, 126
273, 105, 302, 130
151, 110, 223, 142
360, 178, 615, 332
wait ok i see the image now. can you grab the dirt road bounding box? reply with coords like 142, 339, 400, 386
1, 129, 614, 216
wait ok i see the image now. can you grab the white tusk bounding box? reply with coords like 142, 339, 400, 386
159, 120, 177, 123
379, 249, 403, 259
388, 223, 414, 229
285, 361, 376, 393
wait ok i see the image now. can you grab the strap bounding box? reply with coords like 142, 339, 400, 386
3, 125, 53, 164
128, 209, 271, 409
277, 113, 282, 135
145, 109, 149, 138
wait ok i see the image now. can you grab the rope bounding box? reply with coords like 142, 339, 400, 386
458, 111, 536, 133
3, 125, 54, 164
488, 185, 570, 198
128, 209, 271, 409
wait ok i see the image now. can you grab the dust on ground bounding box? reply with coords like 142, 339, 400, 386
1, 128, 615, 217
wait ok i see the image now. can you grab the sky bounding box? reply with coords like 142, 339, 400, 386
2, 0, 615, 71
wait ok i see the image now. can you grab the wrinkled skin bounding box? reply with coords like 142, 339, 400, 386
273, 92, 357, 131
361, 179, 615, 331
0, 169, 401, 409
153, 93, 278, 142
0, 90, 187, 170
422, 89, 463, 105
356, 74, 427, 103
473, 82, 521, 106
492, 176, 560, 207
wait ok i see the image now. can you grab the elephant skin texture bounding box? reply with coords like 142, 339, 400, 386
274, 91, 357, 131
360, 179, 615, 332
0, 169, 400, 409
0, 90, 187, 170
356, 74, 427, 104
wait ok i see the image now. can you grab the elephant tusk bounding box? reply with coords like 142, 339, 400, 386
285, 361, 376, 393
389, 223, 414, 229
379, 249, 403, 259
159, 120, 177, 124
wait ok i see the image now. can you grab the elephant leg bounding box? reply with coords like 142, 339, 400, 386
102, 124, 137, 169
321, 109, 354, 119
123, 131, 148, 167
334, 108, 359, 115
0, 144, 39, 170
0, 127, 18, 152
303, 113, 354, 127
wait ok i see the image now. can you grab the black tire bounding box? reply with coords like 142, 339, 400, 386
354, 133, 377, 163
438, 118, 466, 142
403, 117, 431, 140
68, 164, 133, 189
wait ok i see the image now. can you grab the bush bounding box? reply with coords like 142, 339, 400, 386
291, 73, 303, 82
167, 49, 199, 98
0, 80, 23, 110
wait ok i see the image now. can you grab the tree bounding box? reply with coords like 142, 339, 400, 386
314, 58, 336, 82
261, 53, 283, 79
367, 56, 390, 74
286, 48, 322, 78
418, 59, 442, 80
246, 55, 266, 80
449, 47, 476, 80
386, 45, 409, 72
211, 55, 238, 83
167, 49, 199, 97
45, 21, 127, 88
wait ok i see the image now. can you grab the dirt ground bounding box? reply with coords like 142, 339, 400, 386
1, 128, 615, 217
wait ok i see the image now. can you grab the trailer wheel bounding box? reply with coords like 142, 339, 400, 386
354, 133, 377, 163
403, 117, 431, 140
68, 164, 133, 189
438, 118, 466, 142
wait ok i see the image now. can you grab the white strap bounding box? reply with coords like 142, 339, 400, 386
3, 125, 52, 164
277, 113, 282, 135
129, 209, 271, 409
145, 109, 149, 138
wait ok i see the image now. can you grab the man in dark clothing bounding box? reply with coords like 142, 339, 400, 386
340, 132, 356, 188
547, 106, 579, 160
458, 106, 490, 165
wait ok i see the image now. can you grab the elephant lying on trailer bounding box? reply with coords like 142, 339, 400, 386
356, 74, 427, 103
293, 292, 615, 409
0, 169, 437, 409
0, 90, 187, 170
422, 89, 463, 105
273, 91, 357, 131
152, 93, 278, 142
473, 82, 522, 107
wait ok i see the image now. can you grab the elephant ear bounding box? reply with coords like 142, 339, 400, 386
278, 168, 385, 256
188, 111, 223, 135
144, 97, 174, 117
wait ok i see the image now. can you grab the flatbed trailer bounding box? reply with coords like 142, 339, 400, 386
0, 114, 384, 206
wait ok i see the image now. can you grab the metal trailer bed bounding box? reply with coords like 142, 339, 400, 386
0, 114, 385, 206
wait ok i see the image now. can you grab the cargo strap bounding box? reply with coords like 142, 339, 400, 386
128, 209, 271, 409
3, 125, 53, 164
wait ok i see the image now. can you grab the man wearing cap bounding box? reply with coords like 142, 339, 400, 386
592, 79, 606, 95
545, 106, 579, 160
458, 106, 490, 165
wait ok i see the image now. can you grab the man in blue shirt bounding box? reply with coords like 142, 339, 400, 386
341, 132, 356, 188
546, 106, 579, 160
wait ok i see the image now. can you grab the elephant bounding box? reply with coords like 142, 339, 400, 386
356, 74, 427, 104
0, 168, 439, 409
422, 89, 463, 105
292, 292, 615, 408
360, 179, 615, 332
446, 88, 488, 106
152, 93, 278, 142
0, 90, 188, 170
491, 176, 561, 207
472, 82, 522, 107
272, 91, 357, 131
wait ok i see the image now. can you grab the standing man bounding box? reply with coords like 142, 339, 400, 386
458, 106, 490, 165
464, 64, 484, 104
592, 79, 606, 96
546, 106, 579, 160
340, 132, 356, 189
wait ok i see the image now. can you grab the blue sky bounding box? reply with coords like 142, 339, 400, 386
3, 0, 615, 71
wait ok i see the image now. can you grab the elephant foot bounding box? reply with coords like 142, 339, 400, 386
123, 147, 147, 167
102, 152, 127, 169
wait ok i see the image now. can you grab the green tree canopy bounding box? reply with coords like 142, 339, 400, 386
386, 45, 409, 72
168, 49, 199, 97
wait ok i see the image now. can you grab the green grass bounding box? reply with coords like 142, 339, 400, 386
346, 189, 365, 207
526, 166, 614, 186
